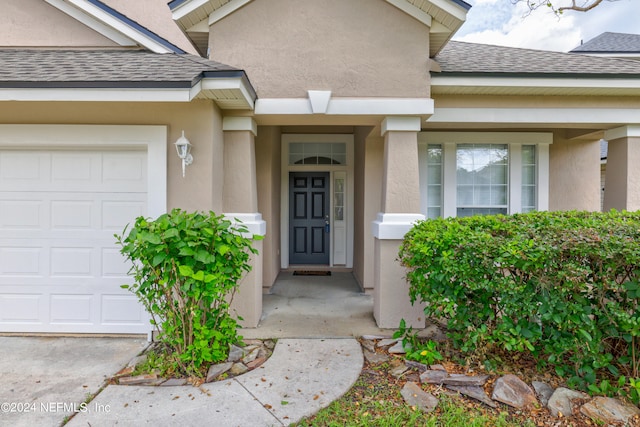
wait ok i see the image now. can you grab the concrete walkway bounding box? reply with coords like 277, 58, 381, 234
66, 338, 363, 427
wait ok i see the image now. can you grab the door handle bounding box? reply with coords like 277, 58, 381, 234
325, 215, 330, 233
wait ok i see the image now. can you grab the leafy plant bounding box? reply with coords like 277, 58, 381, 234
116, 209, 261, 377
394, 319, 443, 365
399, 210, 640, 393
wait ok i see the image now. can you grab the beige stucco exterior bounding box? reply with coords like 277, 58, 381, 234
4, 0, 640, 334
2, 0, 118, 48
603, 136, 640, 211
0, 101, 224, 212
209, 0, 431, 99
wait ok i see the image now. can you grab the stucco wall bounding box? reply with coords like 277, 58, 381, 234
1, 0, 118, 47
353, 127, 367, 290
603, 136, 640, 211
209, 0, 431, 98
360, 129, 384, 292
256, 126, 282, 289
0, 101, 224, 213
549, 134, 600, 212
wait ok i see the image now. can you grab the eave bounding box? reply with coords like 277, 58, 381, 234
431, 74, 640, 96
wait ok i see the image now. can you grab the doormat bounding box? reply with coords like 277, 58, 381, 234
293, 270, 332, 276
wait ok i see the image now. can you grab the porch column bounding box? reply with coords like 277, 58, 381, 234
603, 126, 640, 211
372, 117, 426, 329
223, 117, 266, 328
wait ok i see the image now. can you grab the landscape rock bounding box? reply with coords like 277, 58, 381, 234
242, 347, 261, 364
447, 385, 497, 408
429, 364, 447, 371
547, 387, 589, 417
491, 374, 538, 409
420, 369, 448, 384
119, 374, 162, 386
246, 357, 267, 370
229, 363, 249, 376
263, 340, 276, 350
580, 396, 640, 424
401, 382, 438, 413
443, 374, 489, 387
388, 341, 407, 354
390, 363, 409, 378
206, 362, 233, 383
360, 339, 376, 353
405, 360, 428, 372
531, 381, 554, 407
376, 338, 399, 348
363, 348, 389, 365
227, 344, 245, 362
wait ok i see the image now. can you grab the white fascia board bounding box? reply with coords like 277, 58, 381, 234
431, 75, 640, 90
604, 125, 640, 140
384, 0, 432, 26
45, 0, 136, 46
209, 0, 253, 25
60, 0, 175, 53
0, 88, 193, 102
428, 108, 640, 125
171, 0, 210, 21
420, 131, 553, 145
255, 98, 434, 116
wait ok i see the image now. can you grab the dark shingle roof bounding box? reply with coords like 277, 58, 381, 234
571, 32, 640, 54
0, 49, 242, 88
436, 40, 640, 76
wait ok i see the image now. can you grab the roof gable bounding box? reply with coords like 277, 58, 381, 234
46, 0, 186, 53
169, 0, 470, 57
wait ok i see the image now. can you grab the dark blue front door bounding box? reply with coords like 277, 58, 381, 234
289, 172, 330, 264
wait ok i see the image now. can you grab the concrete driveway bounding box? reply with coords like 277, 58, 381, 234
0, 336, 147, 427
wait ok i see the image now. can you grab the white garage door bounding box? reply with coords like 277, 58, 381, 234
0, 148, 150, 333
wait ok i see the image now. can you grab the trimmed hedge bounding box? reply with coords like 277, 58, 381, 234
399, 211, 640, 392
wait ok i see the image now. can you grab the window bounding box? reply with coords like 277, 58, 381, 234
289, 142, 346, 165
456, 144, 508, 217
418, 132, 551, 218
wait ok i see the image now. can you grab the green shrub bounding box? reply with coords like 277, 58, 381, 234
116, 209, 260, 377
399, 210, 640, 395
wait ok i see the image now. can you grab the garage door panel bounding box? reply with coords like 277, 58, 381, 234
0, 247, 42, 276
0, 294, 42, 322
0, 200, 43, 229
0, 148, 149, 334
50, 294, 93, 324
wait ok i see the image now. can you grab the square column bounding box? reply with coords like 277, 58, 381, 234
372, 117, 426, 329
223, 117, 266, 328
603, 126, 640, 211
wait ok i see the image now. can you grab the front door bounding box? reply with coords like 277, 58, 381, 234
289, 172, 330, 264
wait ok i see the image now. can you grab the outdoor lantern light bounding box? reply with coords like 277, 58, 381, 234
174, 130, 193, 177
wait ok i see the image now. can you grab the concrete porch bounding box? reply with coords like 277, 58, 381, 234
240, 272, 390, 339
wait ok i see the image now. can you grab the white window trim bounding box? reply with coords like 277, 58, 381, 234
419, 132, 552, 218
280, 134, 354, 268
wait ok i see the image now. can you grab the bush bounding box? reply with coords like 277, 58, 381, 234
116, 209, 260, 377
399, 210, 640, 393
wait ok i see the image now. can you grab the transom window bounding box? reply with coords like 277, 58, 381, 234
288, 142, 346, 165
418, 132, 551, 218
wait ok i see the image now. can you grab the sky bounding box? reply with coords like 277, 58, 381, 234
453, 0, 639, 52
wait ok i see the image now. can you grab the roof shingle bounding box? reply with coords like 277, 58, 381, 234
571, 32, 640, 54
436, 40, 640, 76
0, 49, 241, 88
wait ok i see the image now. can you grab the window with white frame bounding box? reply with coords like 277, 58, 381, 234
418, 132, 551, 218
